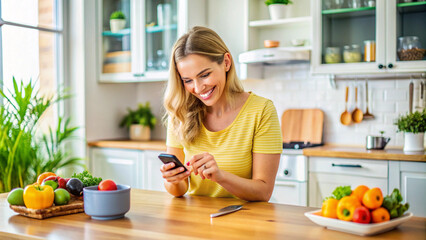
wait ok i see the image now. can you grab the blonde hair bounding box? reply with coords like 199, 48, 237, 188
163, 26, 244, 144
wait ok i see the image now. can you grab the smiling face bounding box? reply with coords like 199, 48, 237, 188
177, 53, 231, 107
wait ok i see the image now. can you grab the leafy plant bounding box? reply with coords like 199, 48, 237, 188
110, 11, 126, 20
119, 102, 156, 129
265, 0, 293, 6
394, 110, 426, 134
0, 77, 83, 193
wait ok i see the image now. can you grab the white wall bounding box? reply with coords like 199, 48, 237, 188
242, 63, 423, 147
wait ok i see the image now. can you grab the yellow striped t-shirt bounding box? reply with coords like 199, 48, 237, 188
166, 92, 282, 198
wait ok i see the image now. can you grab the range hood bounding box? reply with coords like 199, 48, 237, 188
238, 47, 311, 64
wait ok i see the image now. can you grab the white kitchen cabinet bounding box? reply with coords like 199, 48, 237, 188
239, 0, 312, 79
90, 147, 166, 192
311, 0, 426, 75
97, 0, 206, 83
308, 157, 388, 207
389, 161, 426, 217
90, 148, 142, 188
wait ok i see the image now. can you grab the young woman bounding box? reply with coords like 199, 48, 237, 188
161, 26, 282, 201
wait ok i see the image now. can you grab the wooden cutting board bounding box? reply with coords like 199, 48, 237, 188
9, 196, 84, 219
281, 109, 324, 144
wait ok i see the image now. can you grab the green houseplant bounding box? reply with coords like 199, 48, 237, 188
120, 102, 156, 141
0, 77, 82, 193
265, 0, 293, 20
394, 110, 425, 152
110, 10, 126, 33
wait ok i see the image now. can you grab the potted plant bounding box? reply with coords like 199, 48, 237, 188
0, 77, 82, 193
120, 102, 157, 141
394, 110, 425, 152
110, 10, 126, 33
265, 0, 293, 20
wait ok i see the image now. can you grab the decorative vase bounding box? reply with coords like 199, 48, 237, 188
403, 132, 424, 152
110, 19, 126, 33
130, 124, 150, 141
268, 4, 290, 20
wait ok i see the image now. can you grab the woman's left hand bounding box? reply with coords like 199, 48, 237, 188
187, 152, 223, 182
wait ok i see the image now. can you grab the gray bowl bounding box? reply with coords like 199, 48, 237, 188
83, 184, 131, 220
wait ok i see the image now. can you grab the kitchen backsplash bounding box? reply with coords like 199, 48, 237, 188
136, 64, 424, 148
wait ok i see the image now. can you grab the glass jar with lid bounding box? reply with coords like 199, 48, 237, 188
343, 44, 362, 63
364, 40, 376, 62
397, 36, 426, 61
325, 47, 341, 64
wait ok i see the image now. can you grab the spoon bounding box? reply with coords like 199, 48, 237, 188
340, 86, 352, 125
352, 86, 363, 123
363, 81, 375, 119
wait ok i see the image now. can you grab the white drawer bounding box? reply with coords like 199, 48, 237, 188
309, 157, 388, 178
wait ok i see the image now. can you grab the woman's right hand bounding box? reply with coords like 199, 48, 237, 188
160, 162, 191, 184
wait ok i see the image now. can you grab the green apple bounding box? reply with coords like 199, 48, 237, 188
42, 180, 58, 190
7, 188, 25, 206
54, 188, 70, 205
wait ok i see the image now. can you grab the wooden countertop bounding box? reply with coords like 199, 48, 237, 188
303, 146, 426, 162
1, 189, 425, 240
88, 139, 166, 151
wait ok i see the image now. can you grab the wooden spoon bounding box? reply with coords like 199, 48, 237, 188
340, 86, 352, 125
363, 81, 375, 119
352, 86, 363, 123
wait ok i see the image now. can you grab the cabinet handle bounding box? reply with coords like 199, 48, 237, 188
263, 54, 275, 58
133, 73, 145, 77
378, 64, 384, 69
388, 63, 394, 69
331, 163, 362, 168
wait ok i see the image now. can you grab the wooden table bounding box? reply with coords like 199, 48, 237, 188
1, 190, 425, 240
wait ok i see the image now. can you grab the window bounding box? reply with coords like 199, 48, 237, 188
0, 0, 64, 131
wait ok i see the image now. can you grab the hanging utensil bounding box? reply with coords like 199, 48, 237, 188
364, 80, 374, 119
340, 86, 352, 125
352, 86, 364, 123
409, 81, 414, 113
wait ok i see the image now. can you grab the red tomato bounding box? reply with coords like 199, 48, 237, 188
98, 179, 117, 191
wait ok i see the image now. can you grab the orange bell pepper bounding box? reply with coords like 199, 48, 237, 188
337, 196, 361, 221
322, 198, 339, 218
362, 187, 383, 210
37, 172, 56, 185
23, 184, 54, 209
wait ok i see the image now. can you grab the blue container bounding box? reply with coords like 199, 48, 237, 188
83, 184, 131, 220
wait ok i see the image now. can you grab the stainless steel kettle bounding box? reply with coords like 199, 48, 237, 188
366, 135, 391, 150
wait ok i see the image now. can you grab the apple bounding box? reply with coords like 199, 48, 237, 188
54, 188, 71, 205
353, 206, 371, 224
42, 180, 59, 190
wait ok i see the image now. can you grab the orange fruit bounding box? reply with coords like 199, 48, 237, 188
371, 207, 390, 223
37, 172, 57, 185
351, 185, 369, 202
362, 187, 383, 210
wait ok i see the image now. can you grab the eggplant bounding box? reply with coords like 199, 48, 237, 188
66, 178, 84, 196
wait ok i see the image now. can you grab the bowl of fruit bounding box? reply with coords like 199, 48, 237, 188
83, 179, 131, 220
305, 185, 412, 236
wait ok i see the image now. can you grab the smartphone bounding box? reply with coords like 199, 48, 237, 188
158, 153, 187, 171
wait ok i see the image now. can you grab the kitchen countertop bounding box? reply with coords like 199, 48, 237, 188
1, 189, 425, 239
303, 146, 426, 162
87, 140, 425, 162
87, 139, 166, 151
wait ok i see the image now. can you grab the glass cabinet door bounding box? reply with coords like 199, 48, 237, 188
393, 1, 426, 63
100, 0, 133, 76
321, 0, 378, 66
143, 0, 178, 74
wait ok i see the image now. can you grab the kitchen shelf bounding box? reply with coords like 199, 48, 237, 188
322, 7, 375, 19
322, 6, 375, 15
397, 1, 426, 8
146, 24, 178, 33
249, 16, 311, 28
398, 1, 426, 14
102, 28, 131, 37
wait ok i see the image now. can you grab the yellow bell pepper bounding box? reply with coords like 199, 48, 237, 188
337, 196, 361, 221
321, 198, 339, 218
23, 184, 54, 209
